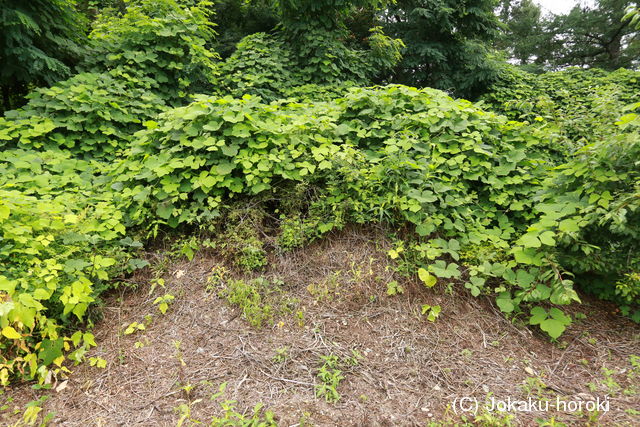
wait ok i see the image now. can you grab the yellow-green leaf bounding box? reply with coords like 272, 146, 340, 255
2, 326, 21, 340
418, 268, 437, 288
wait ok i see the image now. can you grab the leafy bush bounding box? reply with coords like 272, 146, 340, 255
509, 115, 640, 322
0, 148, 136, 384
216, 31, 362, 101
217, 24, 403, 101
117, 85, 598, 338
84, 0, 220, 104
0, 0, 222, 384
314, 84, 561, 233
483, 67, 640, 144
0, 72, 165, 158
216, 33, 297, 101
114, 94, 342, 228
0, 0, 222, 160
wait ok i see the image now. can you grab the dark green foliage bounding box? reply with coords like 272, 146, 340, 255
76, 0, 127, 20
0, 0, 223, 160
496, 0, 640, 71
216, 32, 361, 101
383, 0, 503, 99
217, 0, 403, 100
278, 0, 386, 33
216, 33, 296, 101
495, 0, 546, 65
217, 29, 402, 101
211, 0, 279, 58
0, 0, 87, 111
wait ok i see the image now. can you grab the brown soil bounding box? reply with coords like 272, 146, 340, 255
3, 227, 640, 426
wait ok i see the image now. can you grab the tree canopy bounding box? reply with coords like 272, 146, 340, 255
0, 0, 87, 110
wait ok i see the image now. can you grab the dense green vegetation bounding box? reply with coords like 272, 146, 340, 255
0, 0, 638, 389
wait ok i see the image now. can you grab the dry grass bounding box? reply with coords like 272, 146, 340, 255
3, 227, 639, 426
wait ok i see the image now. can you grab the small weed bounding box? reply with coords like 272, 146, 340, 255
624, 355, 640, 395
295, 309, 305, 328
520, 376, 548, 398
88, 357, 107, 369
315, 355, 344, 403
535, 416, 567, 426
153, 293, 175, 314
345, 349, 364, 366
148, 277, 165, 295
386, 280, 404, 296
238, 244, 268, 271
600, 366, 621, 395
272, 347, 289, 364
474, 410, 515, 426
209, 383, 277, 426
123, 321, 145, 335
307, 271, 342, 302
9, 395, 54, 427
175, 400, 201, 427
206, 265, 228, 292
625, 408, 640, 416
170, 235, 200, 261
277, 216, 311, 251
421, 304, 442, 322
219, 278, 275, 327
219, 277, 296, 328
173, 340, 186, 367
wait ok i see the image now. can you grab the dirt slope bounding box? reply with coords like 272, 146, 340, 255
4, 228, 639, 426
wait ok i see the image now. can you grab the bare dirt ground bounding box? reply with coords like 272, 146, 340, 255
3, 227, 640, 426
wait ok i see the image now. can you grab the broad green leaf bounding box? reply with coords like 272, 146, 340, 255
496, 292, 515, 313
558, 218, 580, 233
540, 318, 566, 339
216, 162, 235, 175
517, 233, 541, 248
529, 306, 547, 325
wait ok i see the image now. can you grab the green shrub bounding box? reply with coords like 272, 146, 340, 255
0, 148, 145, 384
0, 72, 166, 159
482, 67, 640, 145
216, 33, 296, 102
216, 25, 403, 102
0, 188, 128, 385
0, 0, 221, 160
84, 0, 220, 105
509, 116, 640, 322
117, 85, 591, 338
114, 94, 342, 228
